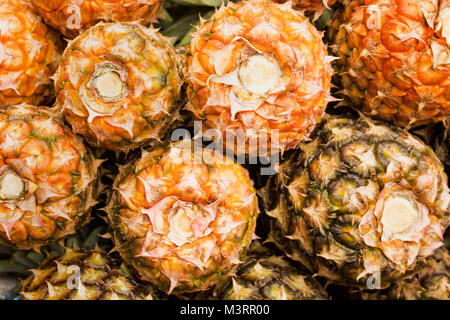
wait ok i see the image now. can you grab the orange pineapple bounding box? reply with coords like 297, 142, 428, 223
0, 105, 100, 250
330, 0, 450, 128
185, 0, 332, 157
0, 0, 61, 107
274, 0, 336, 19
31, 0, 163, 38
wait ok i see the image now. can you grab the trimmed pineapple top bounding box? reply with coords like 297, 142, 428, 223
185, 0, 333, 155
54, 22, 185, 152
215, 242, 328, 300
264, 115, 449, 288
107, 141, 259, 294
21, 248, 159, 300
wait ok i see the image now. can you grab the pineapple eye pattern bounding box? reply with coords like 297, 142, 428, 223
0, 0, 61, 108
0, 105, 99, 250
107, 141, 259, 294
330, 0, 450, 128
185, 0, 333, 157
30, 0, 163, 38
54, 23, 184, 152
263, 116, 449, 289
1, 0, 448, 302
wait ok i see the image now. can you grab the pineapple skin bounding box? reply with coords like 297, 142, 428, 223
185, 0, 332, 156
262, 115, 450, 288
361, 248, 449, 300
0, 105, 100, 251
106, 141, 259, 294
274, 0, 336, 19
0, 0, 61, 108
30, 0, 163, 38
54, 23, 185, 152
329, 0, 450, 128
20, 247, 160, 300
213, 241, 328, 300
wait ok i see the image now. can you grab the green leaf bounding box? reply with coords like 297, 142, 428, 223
162, 13, 201, 45
161, 8, 174, 23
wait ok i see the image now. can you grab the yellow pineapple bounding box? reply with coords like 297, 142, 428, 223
262, 115, 450, 288
54, 23, 185, 152
107, 141, 259, 294
213, 241, 328, 300
21, 247, 161, 300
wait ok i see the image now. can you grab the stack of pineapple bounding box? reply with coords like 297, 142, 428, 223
0, 0, 448, 300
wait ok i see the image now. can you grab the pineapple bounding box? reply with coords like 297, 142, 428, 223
274, 0, 336, 20
0, 104, 100, 250
185, 0, 332, 157
30, 0, 163, 38
0, 0, 61, 108
262, 115, 450, 288
54, 23, 184, 152
329, 0, 450, 128
361, 248, 449, 299
20, 247, 161, 300
106, 140, 259, 294
213, 241, 328, 300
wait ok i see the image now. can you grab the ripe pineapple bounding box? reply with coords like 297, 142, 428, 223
361, 248, 449, 299
54, 23, 184, 152
329, 0, 450, 128
185, 0, 332, 157
30, 0, 163, 38
213, 241, 328, 300
0, 104, 100, 250
106, 140, 259, 294
0, 0, 61, 108
274, 0, 336, 19
262, 115, 450, 288
20, 247, 161, 300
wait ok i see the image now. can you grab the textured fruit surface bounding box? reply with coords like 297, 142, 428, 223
361, 248, 449, 299
214, 241, 328, 300
0, 0, 61, 108
262, 116, 450, 288
107, 141, 259, 293
20, 247, 160, 300
185, 0, 332, 156
330, 0, 450, 128
0, 105, 99, 250
274, 0, 336, 18
31, 0, 163, 38
55, 23, 184, 152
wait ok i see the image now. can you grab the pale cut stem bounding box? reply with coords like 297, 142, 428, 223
0, 172, 24, 200
238, 55, 282, 95
381, 197, 418, 233
93, 71, 125, 101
